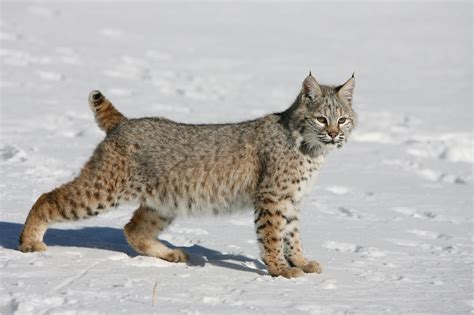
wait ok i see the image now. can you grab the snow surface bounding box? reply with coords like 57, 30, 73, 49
0, 1, 472, 314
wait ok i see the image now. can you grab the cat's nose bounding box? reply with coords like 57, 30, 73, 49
328, 131, 338, 139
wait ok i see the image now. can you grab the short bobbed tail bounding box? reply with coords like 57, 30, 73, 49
88, 90, 127, 134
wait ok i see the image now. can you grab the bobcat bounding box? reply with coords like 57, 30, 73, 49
19, 73, 357, 278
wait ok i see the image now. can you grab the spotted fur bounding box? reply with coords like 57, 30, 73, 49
19, 73, 357, 278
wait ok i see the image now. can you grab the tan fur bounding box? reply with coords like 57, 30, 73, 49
19, 73, 356, 278
124, 206, 188, 262
88, 90, 126, 134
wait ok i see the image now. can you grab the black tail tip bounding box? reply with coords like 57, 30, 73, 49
89, 90, 103, 102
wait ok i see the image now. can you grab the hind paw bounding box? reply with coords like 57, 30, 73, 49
19, 241, 47, 253
161, 249, 189, 263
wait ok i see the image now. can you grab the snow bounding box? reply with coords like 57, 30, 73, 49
0, 1, 472, 314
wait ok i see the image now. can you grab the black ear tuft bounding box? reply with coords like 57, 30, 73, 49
337, 74, 355, 104
302, 73, 322, 100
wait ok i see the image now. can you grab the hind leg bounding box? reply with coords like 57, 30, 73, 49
18, 192, 51, 252
19, 146, 129, 252
19, 181, 120, 252
124, 206, 188, 263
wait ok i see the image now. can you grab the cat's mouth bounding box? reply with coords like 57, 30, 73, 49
322, 139, 344, 149
307, 132, 345, 148
321, 134, 346, 147
322, 139, 338, 145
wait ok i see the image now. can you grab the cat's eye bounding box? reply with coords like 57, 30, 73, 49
338, 117, 347, 124
316, 117, 327, 124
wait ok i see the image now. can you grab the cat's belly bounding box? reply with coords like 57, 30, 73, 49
141, 154, 258, 217
145, 190, 255, 217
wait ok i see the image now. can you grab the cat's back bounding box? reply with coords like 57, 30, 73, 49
106, 115, 277, 181
111, 116, 263, 152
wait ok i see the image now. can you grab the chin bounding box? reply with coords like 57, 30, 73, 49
324, 141, 346, 149
325, 139, 342, 147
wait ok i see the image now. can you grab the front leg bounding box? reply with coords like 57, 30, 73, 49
283, 217, 322, 274
254, 199, 305, 278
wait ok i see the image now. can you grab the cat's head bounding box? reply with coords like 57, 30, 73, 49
296, 73, 357, 151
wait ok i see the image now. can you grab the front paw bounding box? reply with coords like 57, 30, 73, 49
300, 260, 322, 273
270, 267, 305, 279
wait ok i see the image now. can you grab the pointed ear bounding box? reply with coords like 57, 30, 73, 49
336, 73, 355, 104
302, 73, 322, 100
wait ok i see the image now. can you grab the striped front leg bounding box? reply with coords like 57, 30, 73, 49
254, 199, 305, 278
283, 216, 322, 273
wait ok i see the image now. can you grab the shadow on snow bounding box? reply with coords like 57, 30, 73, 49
0, 221, 267, 275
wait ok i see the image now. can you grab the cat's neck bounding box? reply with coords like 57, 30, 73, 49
275, 95, 329, 159
275, 95, 301, 132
